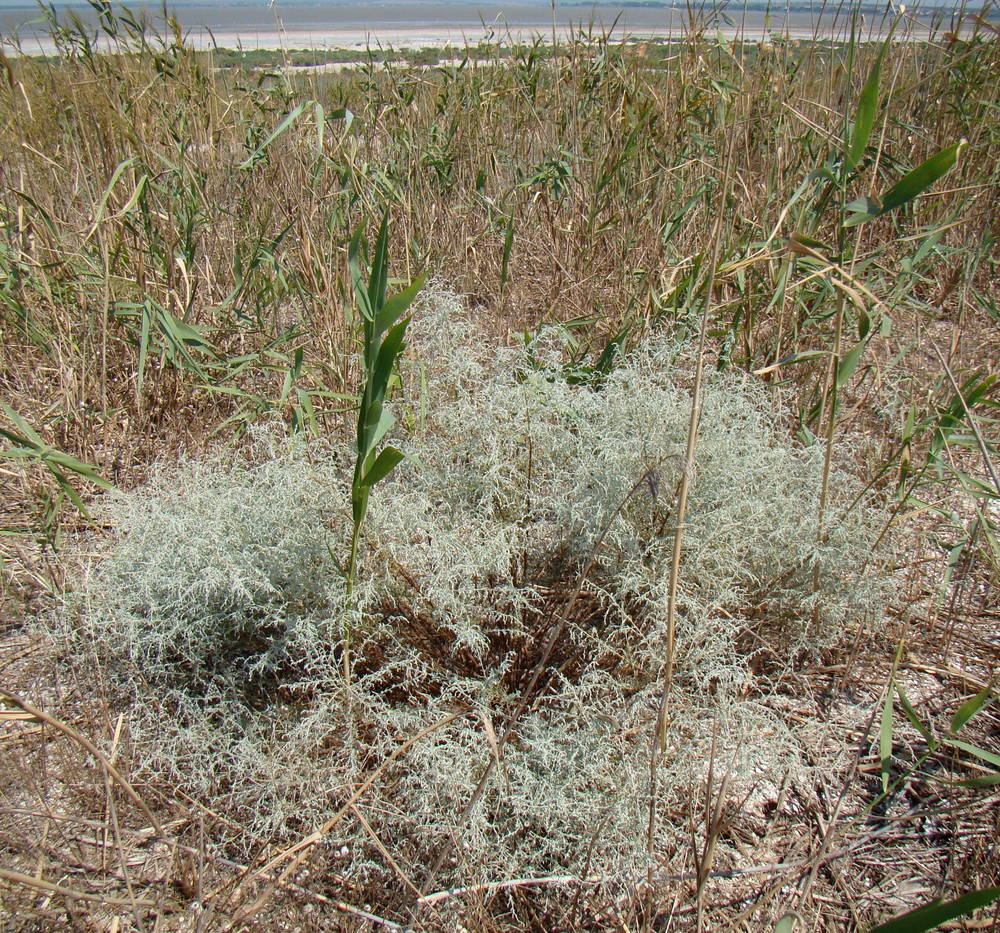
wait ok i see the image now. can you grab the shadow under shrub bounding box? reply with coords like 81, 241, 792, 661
50, 285, 890, 898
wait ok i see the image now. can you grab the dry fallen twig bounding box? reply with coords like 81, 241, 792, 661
0, 687, 165, 838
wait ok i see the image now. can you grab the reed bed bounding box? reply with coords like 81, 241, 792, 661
0, 1, 998, 929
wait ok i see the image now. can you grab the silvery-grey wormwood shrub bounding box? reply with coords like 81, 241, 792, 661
54, 285, 888, 883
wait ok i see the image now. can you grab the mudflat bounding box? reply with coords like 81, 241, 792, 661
0, 1, 957, 52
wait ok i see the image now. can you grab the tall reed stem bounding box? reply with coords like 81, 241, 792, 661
646, 130, 737, 899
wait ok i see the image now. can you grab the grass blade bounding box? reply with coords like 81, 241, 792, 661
847, 38, 888, 171
374, 273, 426, 343
949, 739, 1000, 770
879, 139, 968, 215
880, 680, 895, 793
895, 685, 935, 744
368, 211, 390, 312
868, 886, 1000, 932
238, 99, 312, 170
949, 685, 993, 736
361, 444, 405, 488
836, 337, 868, 389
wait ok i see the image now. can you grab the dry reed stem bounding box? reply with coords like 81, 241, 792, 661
226, 710, 463, 924
932, 344, 1000, 496
0, 687, 165, 838
0, 867, 174, 909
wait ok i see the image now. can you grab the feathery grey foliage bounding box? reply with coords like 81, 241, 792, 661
54, 284, 888, 889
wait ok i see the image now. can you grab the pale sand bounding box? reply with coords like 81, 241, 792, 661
2, 5, 976, 55
164, 21, 883, 51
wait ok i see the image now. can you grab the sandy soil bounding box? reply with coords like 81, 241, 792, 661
2, 5, 968, 55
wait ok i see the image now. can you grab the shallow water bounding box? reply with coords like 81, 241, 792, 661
0, 0, 977, 52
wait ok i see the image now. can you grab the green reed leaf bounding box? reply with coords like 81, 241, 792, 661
949, 685, 993, 735
868, 886, 1000, 932
238, 99, 312, 170
880, 139, 967, 215
847, 38, 888, 171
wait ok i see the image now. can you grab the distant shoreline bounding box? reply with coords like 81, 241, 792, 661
2, 1, 988, 55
